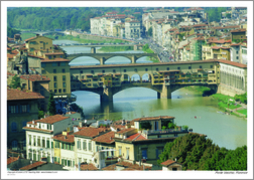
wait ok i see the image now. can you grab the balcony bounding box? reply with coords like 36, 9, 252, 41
142, 127, 188, 136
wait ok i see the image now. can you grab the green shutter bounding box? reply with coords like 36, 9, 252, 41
51, 142, 53, 149
38, 154, 41, 161
62, 159, 64, 165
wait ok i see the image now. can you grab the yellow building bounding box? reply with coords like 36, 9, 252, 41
41, 58, 71, 99
202, 45, 213, 60
24, 35, 53, 53
211, 46, 231, 60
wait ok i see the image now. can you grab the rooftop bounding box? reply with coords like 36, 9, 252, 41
20, 161, 47, 170
132, 116, 175, 122
74, 127, 107, 138
92, 131, 115, 144
218, 59, 247, 68
52, 133, 74, 143
7, 88, 45, 101
115, 128, 136, 134
80, 163, 98, 171
27, 114, 69, 125
116, 161, 152, 170
19, 74, 50, 82
7, 156, 19, 165
40, 58, 70, 63
161, 159, 181, 166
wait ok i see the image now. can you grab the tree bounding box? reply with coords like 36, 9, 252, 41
47, 92, 56, 115
7, 27, 20, 38
10, 75, 20, 89
148, 27, 153, 37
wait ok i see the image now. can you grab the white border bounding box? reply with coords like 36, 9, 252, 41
1, 1, 253, 179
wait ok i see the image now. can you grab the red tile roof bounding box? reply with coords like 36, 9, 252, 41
53, 133, 74, 143
132, 116, 174, 122
231, 28, 246, 33
115, 128, 136, 134
7, 156, 19, 165
7, 88, 45, 101
230, 43, 241, 46
20, 161, 47, 170
102, 164, 116, 170
125, 133, 147, 142
218, 59, 247, 68
7, 54, 14, 59
212, 25, 239, 30
28, 114, 69, 125
92, 131, 115, 144
116, 161, 152, 170
41, 58, 70, 62
19, 74, 50, 82
23, 126, 53, 133
24, 36, 37, 42
80, 163, 98, 171
11, 50, 19, 55
74, 127, 107, 138
211, 46, 230, 50
44, 52, 64, 55
161, 159, 179, 166
186, 7, 204, 11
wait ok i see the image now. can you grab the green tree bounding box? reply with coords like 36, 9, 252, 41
10, 75, 20, 89
47, 92, 56, 115
7, 27, 20, 38
148, 27, 153, 37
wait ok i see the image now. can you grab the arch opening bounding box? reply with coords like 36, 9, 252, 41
104, 56, 131, 65
69, 56, 101, 66
136, 56, 153, 63
142, 73, 151, 83
130, 74, 141, 82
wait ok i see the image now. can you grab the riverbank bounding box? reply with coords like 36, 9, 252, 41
182, 86, 212, 96
211, 93, 247, 119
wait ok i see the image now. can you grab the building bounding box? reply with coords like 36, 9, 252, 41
161, 159, 183, 171
24, 35, 53, 53
7, 88, 44, 154
125, 21, 141, 39
23, 113, 81, 163
114, 116, 190, 165
230, 43, 241, 63
231, 29, 247, 43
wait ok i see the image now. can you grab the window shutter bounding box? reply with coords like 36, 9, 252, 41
27, 104, 30, 112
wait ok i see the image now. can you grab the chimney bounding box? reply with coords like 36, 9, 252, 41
79, 121, 83, 128
175, 158, 177, 162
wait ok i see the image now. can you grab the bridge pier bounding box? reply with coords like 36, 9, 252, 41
158, 85, 172, 99
91, 47, 96, 54
100, 57, 105, 65
100, 87, 113, 103
131, 56, 136, 64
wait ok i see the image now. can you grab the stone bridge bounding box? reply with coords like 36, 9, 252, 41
66, 53, 159, 65
70, 60, 222, 102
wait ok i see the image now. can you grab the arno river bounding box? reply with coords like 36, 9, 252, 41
54, 40, 247, 150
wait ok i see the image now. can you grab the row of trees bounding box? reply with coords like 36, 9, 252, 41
7, 7, 144, 32
7, 26, 20, 38
157, 133, 247, 170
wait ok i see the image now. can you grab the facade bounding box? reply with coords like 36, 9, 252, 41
7, 88, 44, 153
230, 44, 241, 63
23, 113, 81, 163
125, 21, 141, 39
24, 35, 53, 53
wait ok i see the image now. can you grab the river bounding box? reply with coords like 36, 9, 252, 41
53, 39, 247, 150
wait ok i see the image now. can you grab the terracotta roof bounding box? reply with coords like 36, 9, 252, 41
7, 89, 44, 101
208, 39, 231, 44
41, 58, 70, 62
115, 128, 136, 134
230, 28, 246, 33
27, 54, 44, 59
192, 24, 207, 27
80, 163, 98, 171
211, 46, 230, 50
24, 36, 37, 42
212, 25, 239, 30
53, 133, 74, 143
92, 131, 115, 144
44, 52, 64, 55
125, 133, 147, 142
218, 59, 247, 68
161, 159, 179, 166
74, 127, 107, 138
23, 126, 53, 133
11, 50, 19, 55
230, 43, 241, 46
19, 74, 50, 82
7, 47, 11, 50
102, 164, 116, 170
132, 116, 174, 122
7, 54, 14, 59
20, 161, 47, 170
7, 156, 19, 165
28, 115, 69, 125
116, 161, 152, 170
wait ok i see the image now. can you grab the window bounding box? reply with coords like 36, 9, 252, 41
178, 67, 180, 70
22, 121, 26, 131
33, 136, 36, 146
96, 146, 99, 152
53, 69, 57, 73
188, 66, 191, 69
141, 149, 147, 159
102, 70, 105, 73
60, 62, 66, 66
46, 140, 50, 148
54, 89, 57, 93
88, 141, 92, 151
119, 148, 122, 156
63, 82, 66, 88
83, 141, 87, 151
80, 71, 83, 74
156, 68, 159, 71
58, 62, 61, 66
167, 67, 170, 70
63, 89, 66, 93
21, 105, 28, 113
28, 135, 31, 145
62, 69, 65, 73
77, 140, 81, 149
42, 138, 45, 148
12, 140, 18, 149
41, 63, 46, 67
55, 141, 59, 148
236, 56, 239, 59
199, 66, 202, 69
124, 69, 126, 72
236, 51, 238, 54
54, 83, 57, 88
52, 62, 57, 67
59, 89, 62, 93
210, 65, 213, 68
54, 76, 57, 81
11, 122, 17, 132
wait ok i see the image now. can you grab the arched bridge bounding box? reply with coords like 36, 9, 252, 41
66, 53, 159, 65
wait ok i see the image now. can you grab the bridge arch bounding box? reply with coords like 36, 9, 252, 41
69, 56, 101, 65
104, 56, 131, 65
